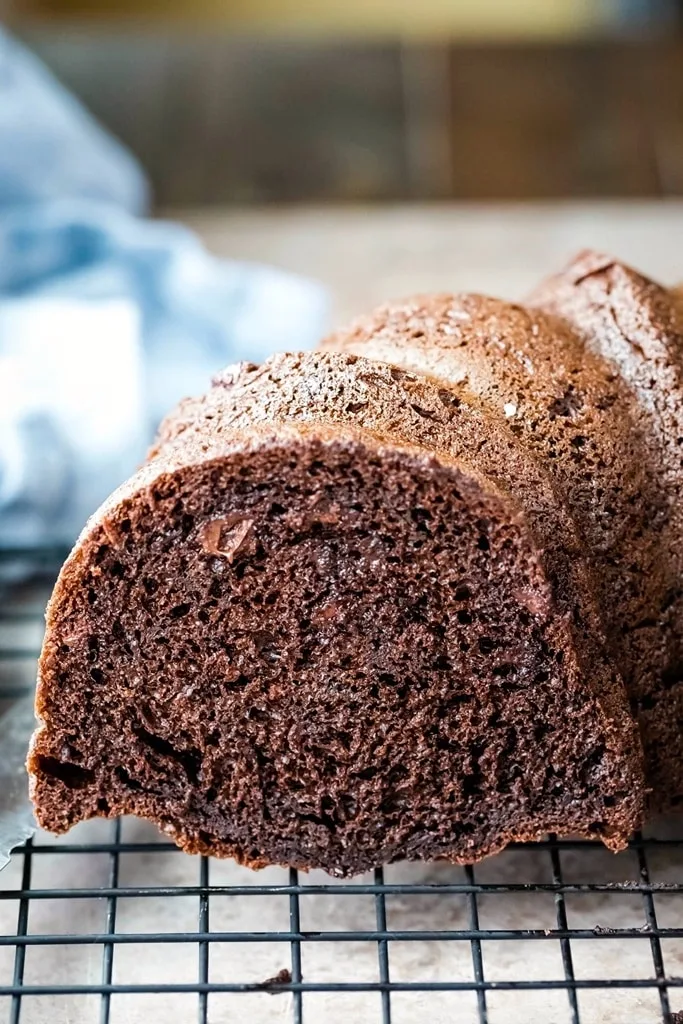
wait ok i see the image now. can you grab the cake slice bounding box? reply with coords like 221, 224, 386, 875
28, 352, 643, 873
323, 280, 679, 813
528, 252, 683, 812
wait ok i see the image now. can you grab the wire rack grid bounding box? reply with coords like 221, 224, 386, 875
1, 549, 683, 1024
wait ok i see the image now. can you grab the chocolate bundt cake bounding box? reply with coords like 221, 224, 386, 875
31, 250, 678, 874
528, 252, 683, 812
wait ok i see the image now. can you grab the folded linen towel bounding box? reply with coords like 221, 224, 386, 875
0, 31, 328, 549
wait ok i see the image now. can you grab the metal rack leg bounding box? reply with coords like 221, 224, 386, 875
549, 839, 580, 1024
289, 868, 303, 1024
635, 836, 671, 1023
374, 867, 392, 1024
198, 855, 210, 1024
9, 839, 33, 1024
99, 819, 121, 1024
464, 864, 488, 1024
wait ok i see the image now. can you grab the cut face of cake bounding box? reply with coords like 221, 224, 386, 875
28, 350, 643, 874
324, 260, 683, 816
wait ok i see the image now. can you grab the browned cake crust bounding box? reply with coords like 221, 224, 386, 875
527, 252, 683, 812
28, 348, 643, 874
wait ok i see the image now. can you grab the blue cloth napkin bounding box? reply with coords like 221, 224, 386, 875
0, 31, 328, 548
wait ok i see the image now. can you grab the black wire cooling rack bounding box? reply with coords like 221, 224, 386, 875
1, 548, 683, 1024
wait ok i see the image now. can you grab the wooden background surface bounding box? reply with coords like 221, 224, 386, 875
16, 32, 683, 206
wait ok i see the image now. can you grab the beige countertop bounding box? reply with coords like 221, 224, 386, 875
4, 202, 683, 1024
177, 200, 683, 329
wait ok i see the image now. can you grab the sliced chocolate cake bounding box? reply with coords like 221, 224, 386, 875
528, 253, 683, 812
323, 267, 682, 814
30, 254, 668, 874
